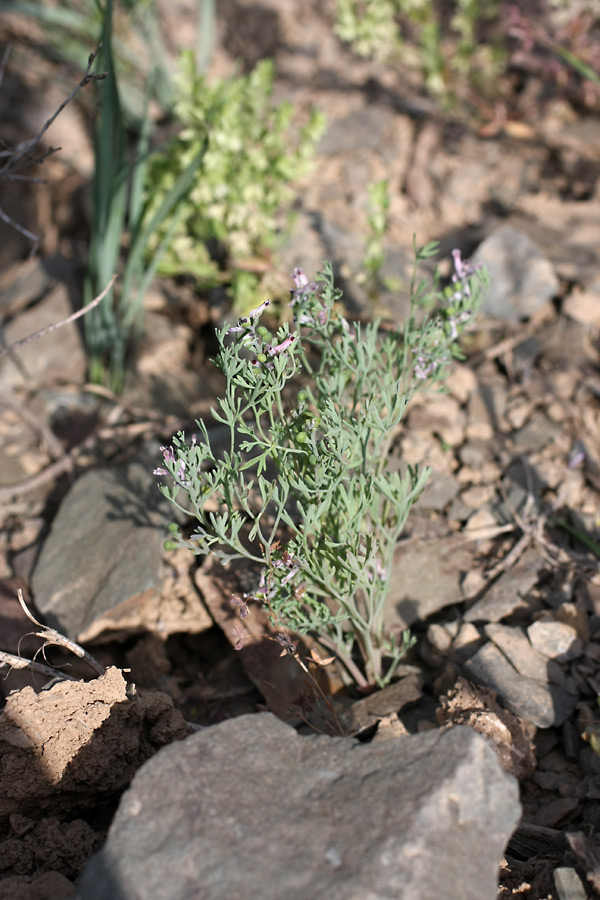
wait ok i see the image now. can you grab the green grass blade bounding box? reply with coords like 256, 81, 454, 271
120, 137, 209, 327
553, 518, 600, 558
129, 67, 156, 232
197, 0, 216, 73
556, 46, 600, 85
0, 3, 94, 33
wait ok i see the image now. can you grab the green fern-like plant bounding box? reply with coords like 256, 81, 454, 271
145, 54, 325, 312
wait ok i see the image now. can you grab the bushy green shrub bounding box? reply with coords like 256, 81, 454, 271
333, 0, 502, 101
145, 55, 325, 310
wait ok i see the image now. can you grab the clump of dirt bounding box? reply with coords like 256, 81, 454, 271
0, 815, 99, 882
0, 870, 77, 900
0, 666, 191, 893
438, 676, 537, 780
0, 666, 190, 821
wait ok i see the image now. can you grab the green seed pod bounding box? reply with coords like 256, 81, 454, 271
297, 390, 307, 404
257, 326, 271, 339
167, 522, 179, 534
163, 540, 177, 551
296, 432, 308, 444
256, 352, 267, 363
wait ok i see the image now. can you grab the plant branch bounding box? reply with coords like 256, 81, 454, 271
17, 589, 105, 677
0, 649, 78, 682
0, 44, 108, 176
0, 274, 117, 359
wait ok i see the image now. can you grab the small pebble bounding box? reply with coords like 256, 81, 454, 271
528, 619, 584, 662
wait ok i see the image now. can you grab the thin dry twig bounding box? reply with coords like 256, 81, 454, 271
497, 459, 559, 567
0, 649, 78, 682
0, 449, 76, 498
0, 390, 64, 459
461, 457, 598, 604
0, 207, 41, 254
0, 273, 117, 359
0, 44, 107, 250
314, 631, 370, 691
0, 44, 107, 177
82, 382, 179, 423
0, 416, 175, 499
16, 588, 105, 677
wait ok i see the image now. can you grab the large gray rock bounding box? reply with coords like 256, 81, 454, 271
76, 712, 521, 900
464, 641, 577, 728
385, 534, 474, 628
473, 225, 559, 320
32, 446, 170, 641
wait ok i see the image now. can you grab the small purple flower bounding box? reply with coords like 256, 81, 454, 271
280, 565, 299, 586
248, 299, 271, 319
169, 458, 191, 488
272, 550, 300, 585
232, 624, 246, 651
451, 249, 477, 282
447, 317, 459, 341
366, 559, 386, 584
292, 268, 308, 290
257, 570, 276, 601
231, 594, 250, 619
154, 445, 176, 475
268, 334, 296, 356
276, 632, 298, 656
568, 443, 586, 469
290, 267, 318, 306
161, 445, 175, 465
451, 249, 480, 302
226, 300, 270, 336
250, 357, 274, 370
413, 351, 437, 381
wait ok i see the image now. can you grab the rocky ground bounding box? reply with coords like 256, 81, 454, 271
1, 1, 600, 898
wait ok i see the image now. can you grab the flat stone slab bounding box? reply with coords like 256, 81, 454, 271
464, 547, 542, 624
473, 224, 559, 320
76, 713, 521, 900
484, 623, 564, 685
527, 619, 584, 663
32, 446, 171, 641
464, 642, 577, 728
386, 535, 474, 628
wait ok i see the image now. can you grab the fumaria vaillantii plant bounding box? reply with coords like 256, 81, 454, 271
155, 245, 486, 689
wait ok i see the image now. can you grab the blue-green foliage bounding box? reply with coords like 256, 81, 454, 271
155, 247, 487, 688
